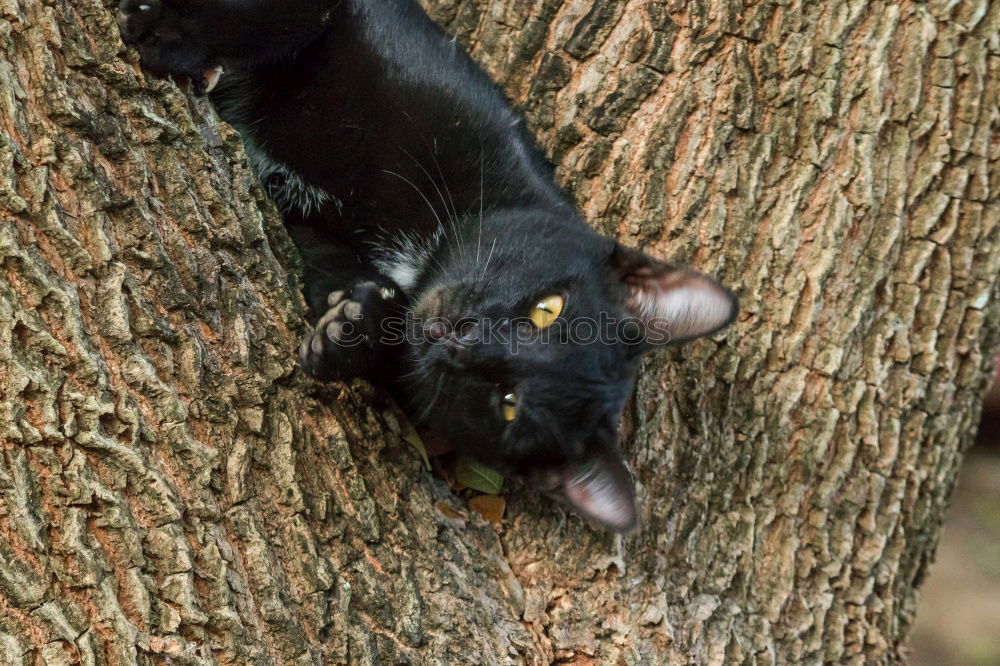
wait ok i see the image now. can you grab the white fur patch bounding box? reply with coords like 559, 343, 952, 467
370, 227, 445, 293
243, 138, 339, 217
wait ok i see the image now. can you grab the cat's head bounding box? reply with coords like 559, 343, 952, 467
406, 210, 738, 532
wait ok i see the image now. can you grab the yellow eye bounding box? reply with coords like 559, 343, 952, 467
529, 294, 564, 329
501, 391, 518, 422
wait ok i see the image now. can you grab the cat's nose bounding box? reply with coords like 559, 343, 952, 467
425, 322, 483, 367
443, 336, 471, 365
425, 322, 448, 341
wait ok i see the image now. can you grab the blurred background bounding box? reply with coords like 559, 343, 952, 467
911, 362, 1000, 665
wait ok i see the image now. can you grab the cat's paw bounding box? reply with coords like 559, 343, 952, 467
117, 0, 218, 88
116, 0, 162, 43
300, 283, 401, 382
300, 290, 367, 381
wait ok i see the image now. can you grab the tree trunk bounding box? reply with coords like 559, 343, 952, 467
0, 0, 996, 663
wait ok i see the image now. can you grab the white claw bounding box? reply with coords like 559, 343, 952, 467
343, 302, 362, 320
203, 65, 224, 93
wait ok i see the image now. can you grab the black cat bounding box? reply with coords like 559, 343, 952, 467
117, 0, 739, 532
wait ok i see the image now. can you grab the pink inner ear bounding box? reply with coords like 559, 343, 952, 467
561, 462, 637, 532
629, 270, 737, 342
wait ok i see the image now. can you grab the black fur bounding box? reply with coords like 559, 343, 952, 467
118, 0, 739, 532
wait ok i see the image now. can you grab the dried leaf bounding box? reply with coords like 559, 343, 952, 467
435, 500, 465, 520
434, 501, 467, 529
419, 429, 452, 458
468, 494, 506, 524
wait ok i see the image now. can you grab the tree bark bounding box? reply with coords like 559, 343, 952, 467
0, 0, 997, 663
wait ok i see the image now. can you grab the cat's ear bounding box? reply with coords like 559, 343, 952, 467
555, 452, 638, 533
609, 243, 738, 346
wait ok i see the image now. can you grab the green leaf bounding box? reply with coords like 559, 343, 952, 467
456, 457, 504, 494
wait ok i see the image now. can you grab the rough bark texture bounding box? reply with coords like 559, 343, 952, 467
0, 0, 997, 664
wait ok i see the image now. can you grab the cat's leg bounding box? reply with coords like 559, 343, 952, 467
290, 224, 409, 383
117, 0, 335, 83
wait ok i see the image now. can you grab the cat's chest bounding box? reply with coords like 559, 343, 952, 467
370, 227, 446, 293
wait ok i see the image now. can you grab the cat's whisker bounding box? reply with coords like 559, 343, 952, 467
480, 237, 497, 282
401, 111, 460, 224
413, 374, 446, 424
400, 147, 458, 230
433, 149, 460, 226
476, 147, 485, 270
378, 171, 468, 284
406, 246, 450, 288
397, 114, 467, 267
381, 169, 448, 237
